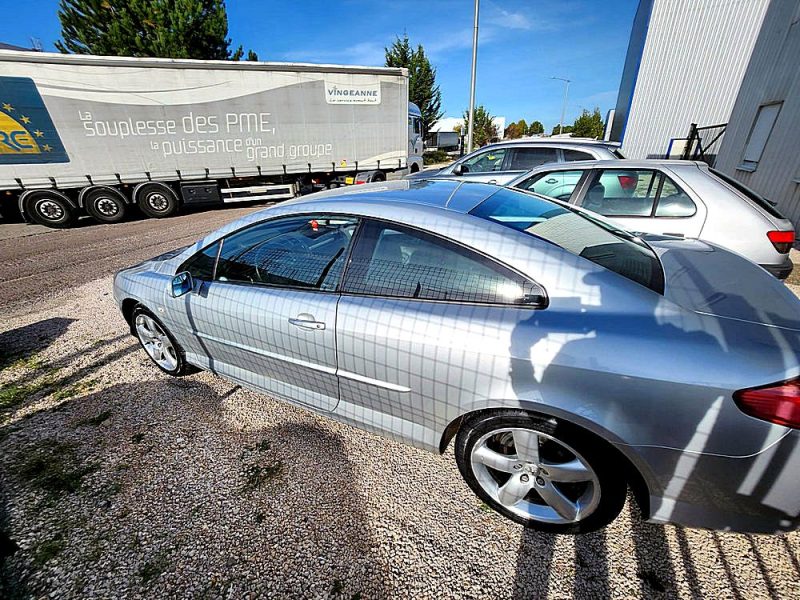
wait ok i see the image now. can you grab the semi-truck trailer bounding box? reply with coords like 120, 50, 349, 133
0, 50, 423, 228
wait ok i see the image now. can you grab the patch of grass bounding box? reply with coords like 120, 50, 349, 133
16, 441, 98, 498
33, 534, 65, 567
478, 501, 494, 514
242, 460, 284, 491
0, 380, 51, 410
52, 379, 96, 402
75, 410, 111, 428
8, 354, 45, 371
139, 553, 169, 583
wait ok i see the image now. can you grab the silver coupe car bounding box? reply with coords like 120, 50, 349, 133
114, 180, 800, 534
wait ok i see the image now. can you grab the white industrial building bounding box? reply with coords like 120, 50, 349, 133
612, 0, 800, 230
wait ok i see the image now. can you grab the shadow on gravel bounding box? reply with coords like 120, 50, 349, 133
513, 529, 556, 598
0, 317, 75, 368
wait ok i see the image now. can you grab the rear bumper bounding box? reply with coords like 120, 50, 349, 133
760, 257, 793, 279
634, 430, 800, 533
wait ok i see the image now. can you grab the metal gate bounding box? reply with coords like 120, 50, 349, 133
679, 122, 727, 166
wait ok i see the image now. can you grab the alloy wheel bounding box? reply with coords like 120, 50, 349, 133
470, 427, 601, 524
135, 313, 179, 371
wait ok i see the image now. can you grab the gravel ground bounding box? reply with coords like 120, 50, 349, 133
1, 277, 800, 599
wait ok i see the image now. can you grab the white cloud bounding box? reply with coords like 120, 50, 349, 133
282, 41, 386, 66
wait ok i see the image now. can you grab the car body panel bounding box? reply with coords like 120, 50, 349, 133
114, 180, 800, 532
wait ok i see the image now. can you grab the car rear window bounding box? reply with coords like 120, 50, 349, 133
709, 168, 786, 219
470, 188, 665, 294
612, 148, 626, 159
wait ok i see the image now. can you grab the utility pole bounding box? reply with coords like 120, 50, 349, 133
551, 76, 571, 136
466, 0, 480, 152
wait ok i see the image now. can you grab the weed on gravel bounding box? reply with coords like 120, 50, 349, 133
15, 441, 98, 499
242, 461, 284, 491
139, 553, 169, 584
33, 534, 66, 567
74, 409, 112, 428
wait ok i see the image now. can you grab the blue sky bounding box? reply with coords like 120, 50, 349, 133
3, 0, 638, 131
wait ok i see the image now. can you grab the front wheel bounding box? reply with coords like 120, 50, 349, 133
132, 306, 194, 376
455, 411, 626, 533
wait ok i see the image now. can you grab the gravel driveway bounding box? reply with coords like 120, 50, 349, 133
1, 275, 800, 598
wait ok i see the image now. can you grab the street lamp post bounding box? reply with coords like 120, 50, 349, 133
466, 0, 480, 152
551, 76, 571, 136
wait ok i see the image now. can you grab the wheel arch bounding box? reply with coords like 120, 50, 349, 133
78, 185, 130, 208
133, 180, 179, 203
121, 298, 140, 335
18, 188, 76, 220
439, 403, 654, 518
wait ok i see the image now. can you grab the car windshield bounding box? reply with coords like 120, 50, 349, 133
470, 188, 665, 293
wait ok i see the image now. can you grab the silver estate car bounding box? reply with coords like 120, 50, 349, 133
114, 180, 800, 534
508, 160, 795, 279
406, 139, 622, 185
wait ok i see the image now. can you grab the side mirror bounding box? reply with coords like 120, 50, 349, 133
452, 163, 464, 176
171, 272, 194, 298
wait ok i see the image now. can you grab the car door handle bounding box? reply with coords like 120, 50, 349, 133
488, 179, 497, 184
288, 315, 326, 330
545, 178, 558, 184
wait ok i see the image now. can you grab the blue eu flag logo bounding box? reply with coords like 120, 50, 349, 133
0, 76, 69, 164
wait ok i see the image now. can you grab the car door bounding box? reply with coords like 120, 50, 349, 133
334, 218, 546, 446
451, 147, 511, 183
513, 168, 589, 201
168, 214, 358, 412
574, 168, 704, 238
500, 147, 562, 184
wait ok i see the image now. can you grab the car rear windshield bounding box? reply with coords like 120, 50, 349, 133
470, 188, 665, 294
710, 168, 786, 220
612, 148, 626, 159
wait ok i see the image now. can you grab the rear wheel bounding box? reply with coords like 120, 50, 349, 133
84, 188, 127, 223
132, 306, 194, 376
136, 183, 179, 218
455, 410, 626, 533
24, 191, 76, 228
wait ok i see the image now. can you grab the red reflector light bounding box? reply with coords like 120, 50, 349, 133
767, 230, 794, 254
618, 175, 638, 191
355, 180, 366, 185
734, 379, 800, 428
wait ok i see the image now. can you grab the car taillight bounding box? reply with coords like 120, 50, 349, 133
618, 175, 638, 192
734, 379, 800, 428
767, 230, 794, 254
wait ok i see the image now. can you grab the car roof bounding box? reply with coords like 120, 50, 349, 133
517, 158, 706, 170
279, 179, 505, 215
487, 137, 620, 148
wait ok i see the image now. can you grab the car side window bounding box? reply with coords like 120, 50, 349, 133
563, 149, 594, 161
461, 148, 507, 173
342, 220, 544, 306
516, 170, 585, 200
655, 176, 696, 217
580, 169, 660, 217
508, 147, 559, 170
199, 216, 358, 290
179, 241, 220, 280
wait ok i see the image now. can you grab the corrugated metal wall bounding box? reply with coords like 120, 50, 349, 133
715, 0, 800, 229
621, 0, 769, 159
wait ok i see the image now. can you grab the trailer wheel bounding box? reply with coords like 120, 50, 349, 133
372, 170, 386, 182
84, 188, 127, 223
23, 190, 76, 228
135, 183, 179, 218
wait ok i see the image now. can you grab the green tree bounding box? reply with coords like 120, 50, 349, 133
528, 120, 544, 135
385, 35, 444, 136
231, 46, 259, 61
462, 105, 498, 147
504, 122, 522, 139
570, 108, 605, 139
56, 0, 254, 60
551, 124, 574, 135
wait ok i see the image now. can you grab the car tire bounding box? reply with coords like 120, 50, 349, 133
132, 306, 196, 376
136, 183, 179, 218
24, 191, 77, 228
455, 410, 626, 533
84, 188, 127, 224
